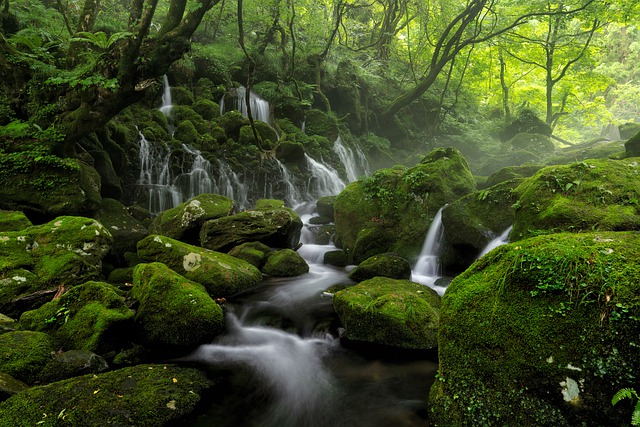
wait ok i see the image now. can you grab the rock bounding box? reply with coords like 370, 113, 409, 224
131, 263, 224, 348
254, 198, 285, 210
0, 158, 102, 221
276, 140, 306, 164
507, 132, 554, 154
107, 267, 134, 285
262, 249, 309, 277
334, 147, 476, 264
309, 216, 331, 225
0, 364, 212, 425
485, 164, 542, 187
0, 210, 31, 232
228, 241, 272, 268
39, 349, 109, 383
333, 277, 440, 350
200, 207, 302, 253
441, 179, 519, 272
0, 331, 53, 384
619, 122, 640, 140
349, 253, 411, 282
149, 193, 234, 244
0, 373, 28, 401
95, 198, 148, 259
429, 232, 640, 426
0, 216, 113, 316
499, 109, 552, 142
88, 149, 122, 199
316, 196, 337, 221
137, 235, 262, 297
18, 281, 134, 354
625, 130, 640, 157
511, 158, 640, 241
323, 250, 349, 267
0, 313, 17, 334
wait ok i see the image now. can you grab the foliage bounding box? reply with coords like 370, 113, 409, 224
612, 387, 640, 426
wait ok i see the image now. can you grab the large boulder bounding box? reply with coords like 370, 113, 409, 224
625, 130, 640, 157
149, 193, 234, 244
0, 373, 28, 401
95, 198, 148, 259
0, 331, 53, 384
131, 263, 224, 348
137, 235, 262, 297
0, 210, 31, 232
334, 147, 476, 263
262, 249, 309, 277
333, 277, 441, 350
511, 158, 640, 241
0, 364, 212, 425
349, 252, 412, 282
429, 232, 640, 426
38, 349, 109, 383
18, 281, 134, 354
199, 206, 303, 252
441, 179, 519, 272
485, 164, 542, 188
228, 241, 272, 268
0, 216, 112, 316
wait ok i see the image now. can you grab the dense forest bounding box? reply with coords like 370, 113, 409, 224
1, 0, 640, 426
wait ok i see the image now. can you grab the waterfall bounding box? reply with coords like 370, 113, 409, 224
216, 159, 250, 211
159, 75, 172, 117
413, 208, 444, 277
332, 136, 370, 182
305, 154, 346, 198
477, 225, 512, 258
220, 86, 271, 124
137, 130, 181, 215
274, 158, 303, 207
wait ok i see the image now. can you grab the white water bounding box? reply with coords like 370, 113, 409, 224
274, 158, 303, 206
477, 225, 512, 258
333, 136, 370, 183
220, 86, 271, 124
160, 75, 172, 117
137, 130, 181, 215
412, 208, 446, 295
305, 154, 346, 198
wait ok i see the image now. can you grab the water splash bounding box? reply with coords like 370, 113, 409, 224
159, 75, 172, 117
477, 225, 512, 258
305, 154, 346, 198
412, 208, 446, 294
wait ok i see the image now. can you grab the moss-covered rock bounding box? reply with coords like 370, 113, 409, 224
0, 216, 113, 316
626, 130, 640, 157
95, 198, 148, 259
192, 99, 220, 121
485, 164, 542, 188
18, 281, 134, 354
38, 349, 109, 383
441, 179, 519, 272
429, 232, 640, 426
304, 109, 339, 141
254, 198, 285, 210
262, 249, 309, 277
228, 241, 272, 268
323, 250, 349, 267
200, 207, 302, 253
0, 364, 212, 426
620, 122, 640, 140
149, 194, 234, 244
349, 253, 411, 282
333, 277, 441, 350
173, 120, 200, 146
511, 158, 640, 240
334, 148, 476, 263
0, 210, 31, 232
0, 373, 28, 401
131, 263, 224, 348
219, 110, 248, 141
88, 149, 122, 199
137, 235, 262, 297
0, 331, 53, 384
508, 132, 555, 154
276, 140, 306, 165
316, 196, 337, 222
239, 123, 278, 150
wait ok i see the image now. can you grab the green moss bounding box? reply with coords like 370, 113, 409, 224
333, 277, 441, 350
349, 253, 412, 282
192, 99, 220, 120
131, 263, 224, 347
304, 109, 339, 140
0, 210, 32, 232
262, 249, 309, 277
0, 364, 212, 426
0, 331, 53, 384
323, 250, 348, 267
18, 281, 134, 354
137, 235, 262, 297
228, 241, 271, 268
485, 165, 543, 187
254, 199, 285, 210
430, 232, 640, 426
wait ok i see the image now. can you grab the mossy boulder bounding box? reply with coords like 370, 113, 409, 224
137, 235, 262, 297
173, 120, 200, 145
625, 130, 640, 157
323, 250, 349, 267
0, 216, 112, 316
88, 149, 122, 199
429, 232, 640, 426
349, 253, 412, 282
485, 164, 543, 187
304, 109, 339, 141
441, 179, 519, 272
239, 122, 278, 150
228, 241, 272, 268
333, 277, 441, 350
511, 158, 640, 241
19, 281, 134, 354
508, 132, 555, 154
95, 198, 148, 259
0, 331, 53, 384
131, 263, 224, 348
200, 207, 303, 253
254, 198, 285, 210
0, 373, 28, 401
38, 349, 109, 383
0, 364, 212, 426
334, 148, 476, 263
219, 110, 248, 140
316, 196, 337, 222
276, 140, 306, 164
149, 194, 234, 244
192, 99, 220, 120
620, 122, 640, 140
262, 249, 309, 277
0, 210, 31, 232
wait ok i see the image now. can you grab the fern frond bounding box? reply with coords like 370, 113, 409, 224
632, 401, 640, 426
612, 387, 636, 406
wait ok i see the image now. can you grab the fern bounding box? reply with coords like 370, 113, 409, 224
70, 31, 132, 50
612, 387, 640, 426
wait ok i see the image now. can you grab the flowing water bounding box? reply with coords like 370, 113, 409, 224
477, 225, 513, 258
160, 74, 173, 117
411, 208, 447, 295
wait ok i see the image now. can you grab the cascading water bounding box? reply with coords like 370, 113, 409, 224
477, 225, 513, 258
160, 75, 172, 117
273, 158, 303, 207
137, 130, 181, 215
220, 86, 271, 124
333, 136, 370, 183
305, 154, 347, 198
412, 208, 446, 295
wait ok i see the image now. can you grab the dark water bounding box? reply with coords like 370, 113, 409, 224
179, 245, 438, 427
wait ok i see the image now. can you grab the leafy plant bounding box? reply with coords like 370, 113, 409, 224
70, 31, 132, 51
612, 387, 640, 426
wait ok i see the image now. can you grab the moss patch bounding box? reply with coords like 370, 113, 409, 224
0, 331, 53, 384
262, 249, 309, 277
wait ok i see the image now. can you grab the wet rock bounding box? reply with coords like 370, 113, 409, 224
430, 232, 640, 426
333, 277, 440, 350
39, 349, 109, 383
0, 364, 212, 425
137, 235, 262, 297
262, 249, 309, 277
0, 373, 28, 401
131, 263, 224, 348
95, 198, 148, 260
323, 250, 348, 267
349, 253, 411, 282
316, 196, 337, 222
228, 241, 272, 269
0, 331, 53, 384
